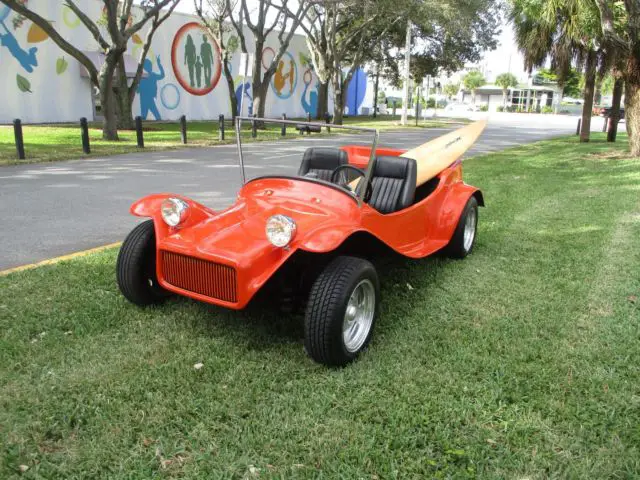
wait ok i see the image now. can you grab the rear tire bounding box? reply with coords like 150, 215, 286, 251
116, 220, 170, 306
304, 256, 379, 367
446, 196, 478, 259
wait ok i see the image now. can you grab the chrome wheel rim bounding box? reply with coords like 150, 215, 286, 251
463, 208, 477, 252
342, 279, 375, 353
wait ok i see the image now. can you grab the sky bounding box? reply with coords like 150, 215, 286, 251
480, 24, 528, 83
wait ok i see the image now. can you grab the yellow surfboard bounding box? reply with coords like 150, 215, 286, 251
349, 120, 487, 189
403, 120, 487, 186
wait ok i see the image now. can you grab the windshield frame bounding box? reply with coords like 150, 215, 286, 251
234, 116, 379, 208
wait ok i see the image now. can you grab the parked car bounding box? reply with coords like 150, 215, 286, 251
116, 118, 484, 367
600, 107, 625, 119
444, 102, 479, 113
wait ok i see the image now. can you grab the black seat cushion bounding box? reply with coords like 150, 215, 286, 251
368, 156, 417, 214
298, 147, 348, 182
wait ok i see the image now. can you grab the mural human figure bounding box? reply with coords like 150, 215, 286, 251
274, 60, 289, 95
138, 56, 165, 120
200, 35, 214, 87
301, 81, 318, 118
184, 34, 196, 87
0, 20, 38, 73
235, 81, 253, 116
195, 56, 203, 88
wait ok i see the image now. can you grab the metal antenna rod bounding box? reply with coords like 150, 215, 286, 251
235, 117, 246, 185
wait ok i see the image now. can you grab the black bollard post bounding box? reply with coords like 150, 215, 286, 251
80, 117, 91, 154
251, 114, 257, 138
576, 118, 581, 136
135, 116, 144, 148
325, 112, 331, 133
281, 113, 287, 136
180, 115, 187, 144
13, 118, 25, 160
219, 114, 225, 141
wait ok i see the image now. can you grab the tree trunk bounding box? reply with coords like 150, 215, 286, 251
222, 60, 237, 121
115, 63, 134, 130
252, 82, 269, 124
317, 81, 329, 120
251, 41, 266, 127
99, 66, 119, 141
594, 75, 603, 106
580, 49, 597, 143
332, 72, 345, 125
625, 78, 640, 156
373, 69, 380, 118
607, 77, 624, 142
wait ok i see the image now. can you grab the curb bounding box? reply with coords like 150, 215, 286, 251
0, 242, 122, 277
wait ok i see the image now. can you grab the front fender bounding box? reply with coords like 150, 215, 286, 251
297, 222, 362, 253
130, 194, 217, 238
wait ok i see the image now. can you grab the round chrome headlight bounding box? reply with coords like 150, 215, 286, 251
266, 215, 297, 247
161, 198, 189, 227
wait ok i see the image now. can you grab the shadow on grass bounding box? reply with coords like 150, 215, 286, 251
156, 251, 456, 359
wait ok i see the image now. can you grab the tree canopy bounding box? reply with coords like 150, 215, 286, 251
496, 73, 518, 90
463, 71, 486, 91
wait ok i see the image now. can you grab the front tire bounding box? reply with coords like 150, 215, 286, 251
446, 196, 478, 259
304, 256, 380, 366
116, 220, 170, 306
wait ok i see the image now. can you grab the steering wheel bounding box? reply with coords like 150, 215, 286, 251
330, 164, 373, 202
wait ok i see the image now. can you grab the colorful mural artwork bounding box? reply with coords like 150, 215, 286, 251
235, 80, 253, 116
0, 19, 39, 73
62, 6, 81, 28
266, 49, 297, 100
301, 69, 318, 117
0, 0, 357, 124
346, 67, 367, 115
171, 22, 221, 96
0, 5, 9, 22
138, 56, 166, 120
160, 83, 180, 110
56, 57, 68, 75
16, 74, 31, 93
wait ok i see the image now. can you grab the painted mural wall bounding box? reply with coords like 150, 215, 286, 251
0, 0, 373, 124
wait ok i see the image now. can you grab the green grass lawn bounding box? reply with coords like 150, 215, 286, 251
0, 115, 461, 166
1, 134, 639, 478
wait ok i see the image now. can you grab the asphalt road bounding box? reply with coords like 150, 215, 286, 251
0, 115, 595, 270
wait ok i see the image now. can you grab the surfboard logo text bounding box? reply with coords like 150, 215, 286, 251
445, 136, 462, 149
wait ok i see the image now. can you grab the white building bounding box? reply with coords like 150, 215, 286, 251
0, 0, 376, 124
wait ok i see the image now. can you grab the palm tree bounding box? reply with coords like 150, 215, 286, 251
443, 83, 460, 100
594, 0, 640, 154
463, 71, 486, 104
495, 73, 518, 108
509, 0, 604, 142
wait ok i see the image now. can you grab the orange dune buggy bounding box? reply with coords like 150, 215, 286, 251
117, 118, 483, 366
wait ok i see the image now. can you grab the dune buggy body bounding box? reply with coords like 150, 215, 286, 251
118, 117, 484, 366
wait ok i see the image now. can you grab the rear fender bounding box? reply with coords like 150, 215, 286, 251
130, 194, 217, 240
436, 184, 484, 244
